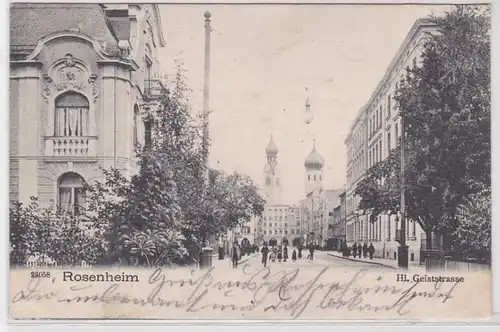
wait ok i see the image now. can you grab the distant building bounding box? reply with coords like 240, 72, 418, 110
257, 205, 301, 246
10, 3, 167, 210
330, 190, 346, 250
344, 18, 437, 262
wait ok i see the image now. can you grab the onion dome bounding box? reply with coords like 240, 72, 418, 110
304, 140, 325, 168
266, 135, 278, 155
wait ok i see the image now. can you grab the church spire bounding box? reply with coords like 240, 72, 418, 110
304, 87, 314, 125
266, 133, 278, 155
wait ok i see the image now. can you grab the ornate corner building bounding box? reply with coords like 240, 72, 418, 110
10, 3, 168, 211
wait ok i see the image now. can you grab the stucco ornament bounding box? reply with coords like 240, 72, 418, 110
43, 53, 99, 103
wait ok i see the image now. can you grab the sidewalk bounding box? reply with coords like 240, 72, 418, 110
326, 251, 423, 271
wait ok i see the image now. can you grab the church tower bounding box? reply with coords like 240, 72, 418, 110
263, 135, 282, 205
304, 139, 325, 195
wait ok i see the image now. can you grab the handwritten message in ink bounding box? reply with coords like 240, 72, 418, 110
10, 265, 490, 320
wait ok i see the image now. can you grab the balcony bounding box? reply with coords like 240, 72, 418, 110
44, 136, 97, 160
143, 75, 168, 101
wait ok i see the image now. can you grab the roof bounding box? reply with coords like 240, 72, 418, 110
10, 3, 120, 57
265, 136, 278, 154
304, 147, 325, 168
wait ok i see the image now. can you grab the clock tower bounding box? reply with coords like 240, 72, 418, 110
263, 135, 282, 205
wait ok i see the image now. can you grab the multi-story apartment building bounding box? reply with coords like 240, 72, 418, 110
344, 107, 368, 246
344, 18, 436, 262
10, 4, 167, 210
257, 205, 301, 246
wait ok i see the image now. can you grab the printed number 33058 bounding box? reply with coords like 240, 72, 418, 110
31, 271, 51, 278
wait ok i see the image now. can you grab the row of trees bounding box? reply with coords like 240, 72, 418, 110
355, 5, 491, 262
10, 63, 266, 267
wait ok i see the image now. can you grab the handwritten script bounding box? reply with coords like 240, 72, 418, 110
11, 265, 465, 319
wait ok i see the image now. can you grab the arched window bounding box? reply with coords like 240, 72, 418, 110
308, 174, 310, 181
58, 172, 86, 213
54, 92, 89, 137
133, 105, 139, 147
314, 175, 317, 181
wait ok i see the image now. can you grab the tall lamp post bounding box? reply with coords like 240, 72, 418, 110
397, 113, 409, 269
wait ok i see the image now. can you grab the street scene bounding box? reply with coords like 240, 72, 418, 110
9, 3, 490, 276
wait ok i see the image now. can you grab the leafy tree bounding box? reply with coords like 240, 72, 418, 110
355, 5, 490, 254
451, 188, 491, 262
9, 197, 106, 267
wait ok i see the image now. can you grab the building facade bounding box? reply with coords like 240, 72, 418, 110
257, 205, 301, 246
10, 4, 167, 211
344, 18, 436, 262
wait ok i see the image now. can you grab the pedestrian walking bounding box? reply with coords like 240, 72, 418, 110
309, 244, 315, 260
231, 241, 240, 268
363, 243, 368, 258
218, 244, 224, 260
283, 246, 288, 262
292, 249, 297, 262
261, 243, 270, 267
357, 243, 362, 258
277, 247, 283, 262
368, 243, 375, 260
352, 242, 358, 258
298, 246, 303, 259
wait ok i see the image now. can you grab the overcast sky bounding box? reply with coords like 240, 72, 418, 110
158, 4, 451, 205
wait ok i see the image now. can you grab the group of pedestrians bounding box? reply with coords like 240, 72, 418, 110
343, 242, 375, 259
259, 243, 316, 267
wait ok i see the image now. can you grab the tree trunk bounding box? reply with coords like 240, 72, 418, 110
425, 229, 433, 250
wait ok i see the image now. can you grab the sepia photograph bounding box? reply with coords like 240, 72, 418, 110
8, 2, 492, 321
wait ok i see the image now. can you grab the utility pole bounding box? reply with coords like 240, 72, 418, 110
201, 11, 213, 255
203, 11, 212, 181
398, 113, 409, 269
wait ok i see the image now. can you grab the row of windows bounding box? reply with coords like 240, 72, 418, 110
266, 208, 292, 214
307, 174, 322, 181
263, 215, 288, 220
262, 222, 290, 227
265, 176, 280, 186
348, 216, 417, 243
261, 229, 300, 236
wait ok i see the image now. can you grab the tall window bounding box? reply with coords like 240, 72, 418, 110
379, 106, 383, 127
395, 123, 399, 145
133, 105, 139, 147
54, 92, 89, 137
387, 132, 391, 152
58, 172, 86, 214
387, 94, 391, 117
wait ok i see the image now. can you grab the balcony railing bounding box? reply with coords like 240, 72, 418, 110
144, 76, 168, 101
45, 136, 97, 158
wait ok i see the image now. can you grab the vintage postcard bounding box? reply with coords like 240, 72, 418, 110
9, 2, 492, 321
